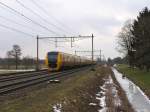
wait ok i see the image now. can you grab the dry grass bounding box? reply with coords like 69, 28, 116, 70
0, 66, 134, 112
0, 66, 106, 112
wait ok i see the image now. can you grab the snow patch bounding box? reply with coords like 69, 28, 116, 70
112, 68, 150, 112
52, 103, 62, 112
96, 96, 106, 107
96, 75, 121, 112
89, 103, 97, 106
96, 79, 107, 112
48, 80, 60, 83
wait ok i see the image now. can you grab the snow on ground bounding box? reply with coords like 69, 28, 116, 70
96, 79, 107, 112
89, 103, 97, 106
95, 75, 121, 112
112, 68, 150, 112
52, 103, 62, 112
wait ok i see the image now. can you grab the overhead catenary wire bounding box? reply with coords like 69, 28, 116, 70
15, 0, 68, 35
29, 0, 81, 42
0, 23, 34, 37
30, 0, 78, 35
0, 1, 59, 35
0, 15, 41, 33
29, 0, 76, 42
0, 1, 90, 51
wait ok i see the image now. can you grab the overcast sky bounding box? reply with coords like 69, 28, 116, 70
0, 0, 149, 59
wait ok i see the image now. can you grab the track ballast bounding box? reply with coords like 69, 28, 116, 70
0, 66, 91, 95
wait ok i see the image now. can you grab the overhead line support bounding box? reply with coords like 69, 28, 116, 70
36, 34, 94, 70
36, 35, 39, 71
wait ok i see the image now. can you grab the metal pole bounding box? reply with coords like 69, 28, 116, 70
92, 34, 94, 61
100, 50, 101, 62
71, 37, 73, 47
55, 38, 57, 47
36, 35, 39, 71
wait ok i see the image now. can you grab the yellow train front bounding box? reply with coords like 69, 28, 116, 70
45, 51, 94, 71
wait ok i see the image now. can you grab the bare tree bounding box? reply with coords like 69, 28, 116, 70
117, 20, 133, 53
9, 45, 22, 69
117, 20, 134, 66
22, 56, 35, 69
6, 51, 13, 69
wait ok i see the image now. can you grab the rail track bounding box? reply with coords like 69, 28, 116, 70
0, 66, 91, 95
0, 70, 48, 82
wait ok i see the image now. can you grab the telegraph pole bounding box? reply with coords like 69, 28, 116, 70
92, 34, 94, 61
100, 50, 101, 62
55, 38, 57, 47
71, 37, 73, 47
36, 35, 39, 71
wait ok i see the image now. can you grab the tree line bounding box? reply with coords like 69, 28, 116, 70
118, 7, 150, 71
0, 44, 44, 69
107, 57, 127, 66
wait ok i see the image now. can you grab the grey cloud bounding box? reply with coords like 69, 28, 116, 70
0, 0, 149, 59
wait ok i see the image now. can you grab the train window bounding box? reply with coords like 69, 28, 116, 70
48, 52, 58, 62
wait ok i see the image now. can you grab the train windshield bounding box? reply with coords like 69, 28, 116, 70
48, 52, 58, 68
48, 52, 58, 62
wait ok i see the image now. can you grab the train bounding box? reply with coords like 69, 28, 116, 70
45, 51, 94, 71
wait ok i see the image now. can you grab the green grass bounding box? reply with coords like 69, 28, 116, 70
117, 64, 150, 97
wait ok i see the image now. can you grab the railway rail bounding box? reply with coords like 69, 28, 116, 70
0, 70, 48, 82
0, 66, 91, 95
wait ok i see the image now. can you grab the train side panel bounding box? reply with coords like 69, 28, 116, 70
56, 52, 62, 71
61, 53, 75, 69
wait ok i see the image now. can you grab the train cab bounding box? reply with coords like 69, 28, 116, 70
46, 52, 61, 71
